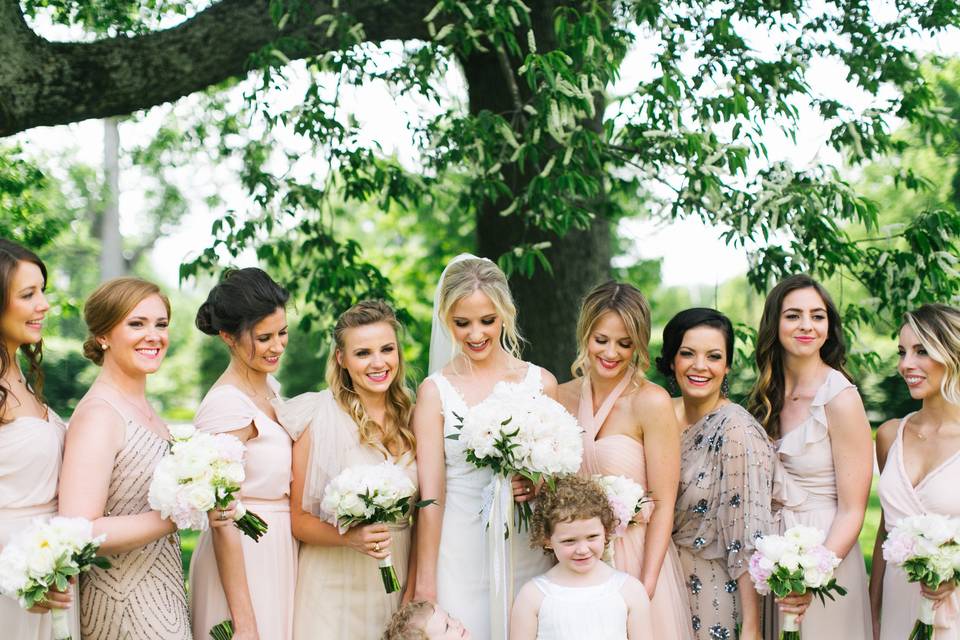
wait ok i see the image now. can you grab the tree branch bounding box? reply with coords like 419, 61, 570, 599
0, 0, 435, 136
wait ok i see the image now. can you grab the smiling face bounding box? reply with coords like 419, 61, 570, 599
1, 261, 49, 355
449, 289, 502, 363
549, 517, 607, 575
586, 311, 635, 381
672, 325, 730, 401
100, 294, 169, 376
778, 287, 829, 359
225, 307, 288, 374
336, 321, 400, 397
898, 323, 945, 401
421, 605, 471, 639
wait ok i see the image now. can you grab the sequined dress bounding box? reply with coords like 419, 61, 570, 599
673, 403, 777, 640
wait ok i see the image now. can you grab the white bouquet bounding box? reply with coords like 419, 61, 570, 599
882, 514, 960, 640
451, 392, 583, 529
148, 424, 267, 541
594, 474, 651, 538
748, 525, 846, 639
0, 517, 109, 640
321, 461, 428, 593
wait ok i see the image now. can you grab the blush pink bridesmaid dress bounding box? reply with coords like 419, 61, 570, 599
878, 414, 959, 640
577, 374, 693, 640
188, 378, 297, 640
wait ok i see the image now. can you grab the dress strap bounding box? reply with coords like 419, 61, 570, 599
532, 575, 553, 596
523, 363, 542, 393
75, 395, 132, 425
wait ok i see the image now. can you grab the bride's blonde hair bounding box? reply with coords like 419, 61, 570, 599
437, 258, 524, 361
326, 300, 415, 458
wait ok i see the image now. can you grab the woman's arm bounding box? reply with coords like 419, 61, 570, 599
289, 428, 392, 556
869, 419, 898, 639
508, 581, 542, 640
823, 388, 873, 560
738, 572, 762, 639
58, 399, 175, 554
411, 380, 446, 602
635, 386, 681, 598
622, 577, 654, 639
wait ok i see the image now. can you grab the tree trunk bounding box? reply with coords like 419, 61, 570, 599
461, 3, 612, 381
100, 117, 125, 280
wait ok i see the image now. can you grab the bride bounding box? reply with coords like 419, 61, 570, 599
412, 255, 557, 640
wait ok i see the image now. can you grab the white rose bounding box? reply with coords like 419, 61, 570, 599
184, 483, 216, 512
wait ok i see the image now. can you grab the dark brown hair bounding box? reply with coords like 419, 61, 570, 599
747, 274, 850, 438
0, 239, 47, 421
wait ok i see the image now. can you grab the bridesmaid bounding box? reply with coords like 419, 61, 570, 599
189, 268, 297, 640
0, 239, 78, 638
413, 255, 555, 640
657, 308, 777, 640
277, 300, 417, 639
556, 280, 692, 640
59, 277, 216, 639
746, 274, 873, 638
871, 304, 960, 640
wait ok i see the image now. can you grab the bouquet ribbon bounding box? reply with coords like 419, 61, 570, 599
481, 474, 515, 640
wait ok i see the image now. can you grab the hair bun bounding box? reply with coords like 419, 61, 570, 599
194, 301, 219, 335
81, 336, 105, 365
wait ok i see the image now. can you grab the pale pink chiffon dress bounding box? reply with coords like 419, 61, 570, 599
188, 379, 297, 640
878, 414, 960, 640
776, 368, 871, 638
0, 411, 80, 640
577, 375, 692, 640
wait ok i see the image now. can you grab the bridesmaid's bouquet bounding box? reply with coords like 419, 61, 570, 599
148, 424, 268, 541
882, 514, 960, 640
321, 461, 429, 593
748, 525, 846, 639
209, 620, 234, 639
594, 474, 651, 566
449, 392, 583, 530
0, 516, 110, 640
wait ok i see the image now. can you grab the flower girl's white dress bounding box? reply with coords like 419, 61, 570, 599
533, 572, 632, 640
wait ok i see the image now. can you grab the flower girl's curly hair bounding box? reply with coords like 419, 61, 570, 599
381, 600, 433, 640
531, 475, 617, 554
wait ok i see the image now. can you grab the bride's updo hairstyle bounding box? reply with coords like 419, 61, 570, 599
195, 268, 289, 355
82, 277, 170, 366
437, 257, 523, 360
570, 280, 651, 385
326, 300, 416, 458
903, 303, 960, 405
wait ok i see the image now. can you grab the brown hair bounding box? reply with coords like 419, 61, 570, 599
531, 475, 617, 554
903, 304, 960, 405
82, 277, 171, 366
747, 274, 850, 438
326, 300, 415, 458
571, 281, 651, 385
0, 239, 47, 421
381, 600, 433, 640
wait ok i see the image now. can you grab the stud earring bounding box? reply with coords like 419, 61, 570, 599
100, 343, 108, 351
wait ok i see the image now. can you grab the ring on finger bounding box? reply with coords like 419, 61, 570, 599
374, 542, 381, 552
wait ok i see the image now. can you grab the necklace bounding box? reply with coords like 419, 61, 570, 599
97, 379, 161, 426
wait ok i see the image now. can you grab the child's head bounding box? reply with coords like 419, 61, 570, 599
382, 601, 470, 640
531, 475, 617, 572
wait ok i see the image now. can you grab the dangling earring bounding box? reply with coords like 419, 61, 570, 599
667, 375, 679, 396
721, 375, 730, 398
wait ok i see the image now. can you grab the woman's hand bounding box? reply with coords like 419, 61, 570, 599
208, 502, 239, 529
230, 628, 260, 640
512, 475, 536, 503
921, 580, 957, 608
27, 584, 72, 613
777, 591, 814, 622
343, 523, 392, 559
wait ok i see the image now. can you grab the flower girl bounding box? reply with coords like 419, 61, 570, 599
510, 475, 652, 640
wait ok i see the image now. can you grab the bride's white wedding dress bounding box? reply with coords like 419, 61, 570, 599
429, 363, 553, 640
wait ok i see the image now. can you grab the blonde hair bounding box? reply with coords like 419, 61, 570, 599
571, 281, 651, 384
326, 300, 416, 458
903, 303, 960, 405
437, 258, 523, 361
381, 600, 434, 640
531, 475, 617, 555
82, 277, 171, 366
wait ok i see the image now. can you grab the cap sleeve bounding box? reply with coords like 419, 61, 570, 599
274, 391, 328, 441
194, 386, 258, 435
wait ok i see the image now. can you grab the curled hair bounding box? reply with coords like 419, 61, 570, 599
531, 475, 617, 554
746, 274, 849, 438
381, 600, 433, 640
903, 303, 960, 405
326, 300, 416, 458
82, 277, 171, 366
437, 258, 524, 362
655, 308, 734, 386
0, 239, 47, 421
196, 268, 289, 344
571, 281, 651, 384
